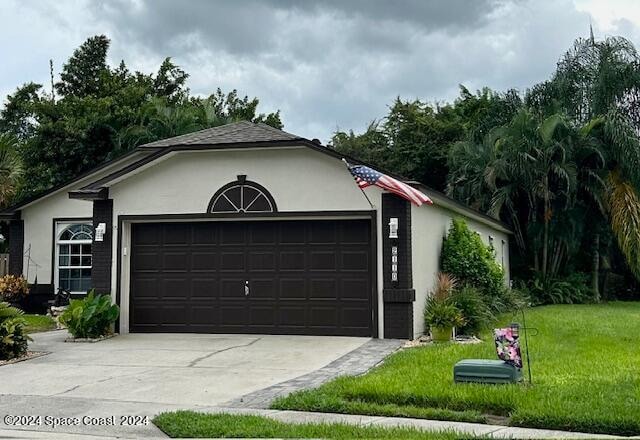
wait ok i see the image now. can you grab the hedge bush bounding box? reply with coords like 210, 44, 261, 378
441, 218, 505, 298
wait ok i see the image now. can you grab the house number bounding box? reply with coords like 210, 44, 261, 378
391, 246, 398, 282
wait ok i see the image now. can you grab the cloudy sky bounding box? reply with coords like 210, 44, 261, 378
2, 0, 640, 141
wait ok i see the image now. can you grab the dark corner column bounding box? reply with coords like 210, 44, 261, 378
8, 212, 24, 276
382, 194, 414, 339
92, 199, 113, 294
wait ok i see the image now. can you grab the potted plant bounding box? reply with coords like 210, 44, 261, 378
424, 273, 465, 342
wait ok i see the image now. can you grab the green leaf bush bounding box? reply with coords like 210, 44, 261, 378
450, 286, 495, 335
441, 218, 505, 298
59, 290, 119, 339
0, 302, 31, 360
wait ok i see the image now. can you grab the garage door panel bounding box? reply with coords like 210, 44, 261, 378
280, 223, 306, 244
131, 278, 159, 298
341, 279, 370, 299
132, 252, 160, 272
192, 223, 219, 244
221, 252, 245, 271
340, 221, 370, 244
310, 278, 337, 299
163, 252, 189, 271
130, 219, 372, 336
249, 278, 276, 299
191, 278, 218, 297
280, 278, 306, 300
309, 222, 337, 244
309, 306, 338, 328
191, 252, 219, 271
163, 223, 190, 245
161, 277, 189, 299
310, 251, 336, 271
220, 278, 245, 298
249, 252, 276, 271
220, 223, 245, 244
278, 306, 306, 327
220, 305, 246, 326
249, 306, 276, 326
341, 251, 369, 271
249, 222, 277, 244
280, 251, 305, 270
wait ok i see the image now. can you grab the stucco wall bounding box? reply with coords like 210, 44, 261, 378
20, 152, 149, 285
411, 203, 510, 337
108, 147, 385, 334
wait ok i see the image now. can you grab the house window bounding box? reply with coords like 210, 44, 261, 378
56, 223, 93, 293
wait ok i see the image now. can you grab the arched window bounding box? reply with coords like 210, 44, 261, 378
56, 222, 94, 293
208, 176, 277, 213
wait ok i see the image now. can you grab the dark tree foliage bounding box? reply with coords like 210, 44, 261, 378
330, 88, 521, 191
0, 35, 283, 200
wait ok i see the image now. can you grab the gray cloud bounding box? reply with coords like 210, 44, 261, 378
1, 0, 638, 142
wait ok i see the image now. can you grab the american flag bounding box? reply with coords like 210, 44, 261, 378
346, 162, 433, 206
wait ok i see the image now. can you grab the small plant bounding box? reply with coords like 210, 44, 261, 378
424, 273, 465, 341
0, 302, 31, 360
59, 290, 119, 339
451, 286, 495, 335
0, 275, 29, 303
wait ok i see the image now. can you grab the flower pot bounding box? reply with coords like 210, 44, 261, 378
431, 326, 453, 342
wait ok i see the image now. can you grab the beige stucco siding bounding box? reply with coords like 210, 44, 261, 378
108, 147, 385, 334
20, 152, 150, 285
411, 203, 510, 337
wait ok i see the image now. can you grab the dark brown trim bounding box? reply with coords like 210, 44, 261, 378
118, 210, 374, 222
370, 212, 379, 338
207, 178, 278, 213
115, 209, 378, 336
69, 187, 109, 200
0, 211, 21, 221
50, 217, 93, 286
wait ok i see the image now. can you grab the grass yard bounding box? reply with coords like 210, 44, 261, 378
153, 411, 466, 439
22, 314, 56, 333
273, 302, 640, 436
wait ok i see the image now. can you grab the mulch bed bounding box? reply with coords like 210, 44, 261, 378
0, 351, 48, 366
65, 333, 117, 343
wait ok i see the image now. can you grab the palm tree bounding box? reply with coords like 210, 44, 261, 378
0, 133, 24, 208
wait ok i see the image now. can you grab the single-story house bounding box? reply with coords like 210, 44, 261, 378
0, 121, 511, 339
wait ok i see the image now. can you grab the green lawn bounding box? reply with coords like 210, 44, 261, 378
22, 314, 56, 333
273, 302, 640, 436
153, 411, 466, 439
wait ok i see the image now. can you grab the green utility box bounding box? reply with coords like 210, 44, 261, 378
454, 359, 522, 384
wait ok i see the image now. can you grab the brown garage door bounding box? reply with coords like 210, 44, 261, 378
129, 219, 373, 336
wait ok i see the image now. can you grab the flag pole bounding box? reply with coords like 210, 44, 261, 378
342, 158, 375, 209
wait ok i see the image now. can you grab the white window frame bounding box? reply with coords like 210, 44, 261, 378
54, 222, 93, 295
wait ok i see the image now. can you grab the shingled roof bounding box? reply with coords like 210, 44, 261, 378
139, 121, 301, 148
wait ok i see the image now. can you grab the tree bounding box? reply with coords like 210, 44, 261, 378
0, 35, 283, 200
0, 133, 24, 207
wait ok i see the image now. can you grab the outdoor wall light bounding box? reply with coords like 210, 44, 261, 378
95, 223, 106, 242
389, 217, 398, 239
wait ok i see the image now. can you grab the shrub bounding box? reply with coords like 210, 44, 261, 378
424, 273, 465, 330
441, 218, 504, 298
59, 290, 120, 339
451, 286, 495, 335
0, 275, 29, 303
520, 272, 592, 305
0, 302, 31, 360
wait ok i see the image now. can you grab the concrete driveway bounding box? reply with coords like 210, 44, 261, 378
0, 330, 370, 438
